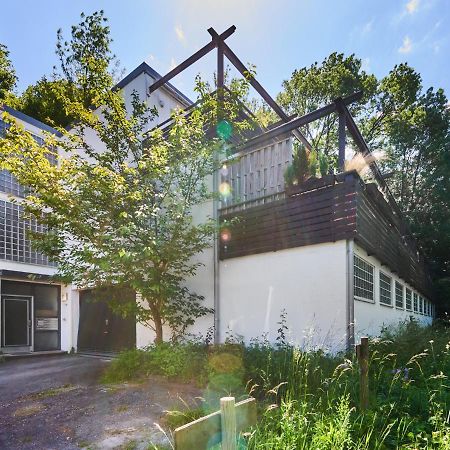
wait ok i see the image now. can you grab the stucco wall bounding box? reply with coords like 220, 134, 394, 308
218, 241, 349, 351
354, 244, 433, 340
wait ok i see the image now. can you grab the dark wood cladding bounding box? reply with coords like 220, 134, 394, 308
219, 171, 433, 297
220, 174, 357, 260
355, 181, 433, 297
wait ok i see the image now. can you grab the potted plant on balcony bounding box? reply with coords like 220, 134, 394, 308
284, 145, 333, 196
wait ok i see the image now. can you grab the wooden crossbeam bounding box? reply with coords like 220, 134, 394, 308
207, 27, 312, 150
148, 26, 236, 94
240, 91, 362, 150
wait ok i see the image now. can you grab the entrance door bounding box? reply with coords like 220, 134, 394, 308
2, 295, 33, 348
78, 290, 135, 353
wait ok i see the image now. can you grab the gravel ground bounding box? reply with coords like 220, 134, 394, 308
0, 355, 200, 449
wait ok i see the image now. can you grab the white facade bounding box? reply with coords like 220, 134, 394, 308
353, 244, 432, 340
2, 62, 435, 355
218, 241, 348, 350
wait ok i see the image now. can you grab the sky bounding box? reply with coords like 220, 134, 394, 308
1, 0, 449, 102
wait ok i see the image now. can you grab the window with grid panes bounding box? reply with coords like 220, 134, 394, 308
395, 281, 404, 308
413, 292, 418, 312
379, 271, 392, 306
405, 288, 412, 311
354, 255, 374, 302
0, 199, 55, 266
419, 296, 424, 314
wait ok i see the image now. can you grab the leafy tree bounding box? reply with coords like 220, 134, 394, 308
277, 53, 377, 167
0, 12, 251, 343
0, 43, 19, 105
277, 55, 450, 313
19, 77, 74, 128
17, 10, 123, 128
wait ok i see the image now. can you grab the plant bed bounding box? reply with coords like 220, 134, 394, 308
285, 174, 336, 196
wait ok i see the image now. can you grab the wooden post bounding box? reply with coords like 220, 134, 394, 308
356, 336, 369, 410
220, 397, 237, 450
338, 110, 346, 171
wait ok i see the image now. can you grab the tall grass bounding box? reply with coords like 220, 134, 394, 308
104, 319, 450, 448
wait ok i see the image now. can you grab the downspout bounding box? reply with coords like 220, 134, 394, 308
213, 170, 220, 344
214, 42, 224, 345
346, 239, 355, 351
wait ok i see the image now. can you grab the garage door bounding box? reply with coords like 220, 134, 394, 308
77, 289, 136, 354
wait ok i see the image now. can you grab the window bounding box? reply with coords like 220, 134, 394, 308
395, 281, 404, 309
413, 292, 418, 312
0, 200, 55, 266
379, 272, 392, 306
405, 288, 412, 311
419, 296, 424, 314
425, 299, 429, 316
354, 255, 374, 302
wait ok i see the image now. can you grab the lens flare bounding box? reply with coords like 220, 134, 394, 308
220, 228, 231, 242
219, 182, 231, 198
216, 120, 232, 140
220, 164, 228, 176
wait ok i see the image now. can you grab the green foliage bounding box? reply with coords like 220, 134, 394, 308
115, 320, 450, 448
0, 11, 253, 343
284, 145, 324, 187
19, 77, 76, 128
102, 342, 209, 385
0, 43, 18, 104
278, 54, 450, 314
277, 52, 377, 157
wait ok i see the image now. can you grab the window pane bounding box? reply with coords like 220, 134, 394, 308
380, 272, 392, 306
0, 200, 55, 266
395, 281, 404, 308
354, 255, 374, 302
405, 288, 412, 311
413, 293, 418, 312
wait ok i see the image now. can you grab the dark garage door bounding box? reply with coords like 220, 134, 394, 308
77, 290, 136, 353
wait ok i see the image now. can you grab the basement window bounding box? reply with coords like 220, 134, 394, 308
379, 272, 392, 306
395, 281, 404, 309
405, 288, 412, 311
354, 255, 374, 302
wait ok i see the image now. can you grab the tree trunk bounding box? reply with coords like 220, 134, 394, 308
153, 310, 163, 344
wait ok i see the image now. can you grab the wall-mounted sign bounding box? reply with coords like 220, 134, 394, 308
36, 318, 59, 331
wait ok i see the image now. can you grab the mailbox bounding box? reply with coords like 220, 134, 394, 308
35, 318, 59, 331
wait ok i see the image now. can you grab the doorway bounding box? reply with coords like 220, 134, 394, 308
1, 295, 33, 350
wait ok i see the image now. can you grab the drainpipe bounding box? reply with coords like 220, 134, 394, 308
213, 167, 220, 344
346, 239, 355, 351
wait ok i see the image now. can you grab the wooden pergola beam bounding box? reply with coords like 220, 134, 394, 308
241, 91, 362, 150
207, 28, 312, 150
148, 25, 236, 95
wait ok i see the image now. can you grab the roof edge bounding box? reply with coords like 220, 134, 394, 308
113, 62, 193, 107
1, 105, 62, 136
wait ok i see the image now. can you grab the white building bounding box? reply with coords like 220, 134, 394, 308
0, 61, 434, 355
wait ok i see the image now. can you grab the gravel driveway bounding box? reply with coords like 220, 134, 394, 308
0, 355, 200, 449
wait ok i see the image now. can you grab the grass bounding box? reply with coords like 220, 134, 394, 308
103, 318, 450, 449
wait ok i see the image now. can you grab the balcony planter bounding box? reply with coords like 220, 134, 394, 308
286, 174, 335, 197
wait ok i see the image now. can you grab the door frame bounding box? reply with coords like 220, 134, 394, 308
1, 294, 34, 350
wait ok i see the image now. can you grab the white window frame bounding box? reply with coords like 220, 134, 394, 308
354, 255, 375, 303
379, 271, 393, 307
405, 288, 412, 311
413, 292, 418, 313
395, 281, 404, 309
